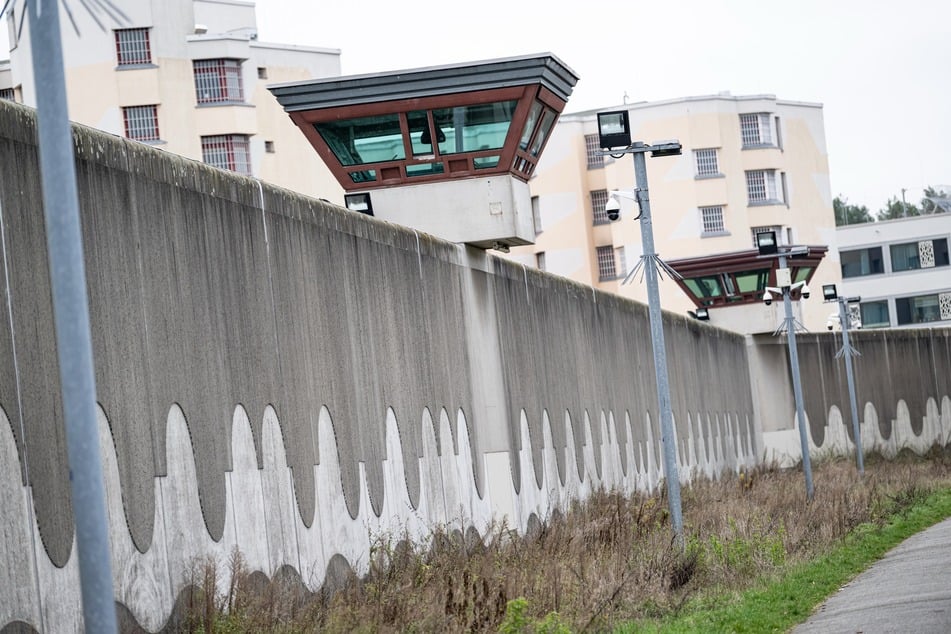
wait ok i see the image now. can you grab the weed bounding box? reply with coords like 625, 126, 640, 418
176, 455, 951, 632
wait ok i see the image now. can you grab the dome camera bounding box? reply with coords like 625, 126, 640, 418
605, 196, 621, 222
800, 284, 811, 300
762, 291, 772, 306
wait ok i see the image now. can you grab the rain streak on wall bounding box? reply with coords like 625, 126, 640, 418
0, 99, 754, 572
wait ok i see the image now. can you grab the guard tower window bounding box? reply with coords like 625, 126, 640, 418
315, 100, 519, 178
271, 55, 578, 192
431, 101, 517, 154
316, 114, 406, 165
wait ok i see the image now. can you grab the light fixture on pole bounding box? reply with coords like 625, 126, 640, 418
757, 230, 815, 501
823, 283, 864, 475
597, 111, 685, 546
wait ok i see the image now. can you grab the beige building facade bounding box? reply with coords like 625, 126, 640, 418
1, 0, 343, 200
512, 94, 843, 334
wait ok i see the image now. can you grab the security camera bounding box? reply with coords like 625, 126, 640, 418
762, 291, 772, 306
605, 196, 621, 222
800, 284, 811, 300
827, 324, 834, 331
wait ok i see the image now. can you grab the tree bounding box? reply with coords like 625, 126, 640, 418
876, 196, 921, 221
833, 196, 873, 226
921, 186, 951, 214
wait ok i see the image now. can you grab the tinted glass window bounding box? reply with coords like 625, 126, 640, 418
841, 247, 884, 278
895, 294, 941, 325
859, 300, 890, 328
684, 276, 723, 299
735, 269, 770, 293
315, 114, 405, 166
432, 100, 517, 155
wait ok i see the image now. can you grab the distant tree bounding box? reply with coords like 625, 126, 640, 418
877, 196, 921, 221
921, 186, 951, 214
833, 196, 873, 226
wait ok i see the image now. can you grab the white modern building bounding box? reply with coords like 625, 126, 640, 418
509, 93, 842, 334
837, 214, 951, 328
1, 0, 343, 200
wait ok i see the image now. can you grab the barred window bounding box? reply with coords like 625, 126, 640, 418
616, 246, 627, 277
746, 169, 778, 203
0, 88, 14, 102
700, 206, 725, 234
585, 134, 604, 169
194, 59, 244, 104
591, 189, 610, 225
694, 148, 719, 176
115, 28, 151, 66
596, 245, 616, 281
740, 113, 772, 147
122, 105, 159, 141
201, 134, 251, 175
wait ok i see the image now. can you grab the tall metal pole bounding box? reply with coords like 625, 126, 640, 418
27, 2, 118, 631
632, 146, 684, 545
838, 299, 864, 474
780, 253, 814, 500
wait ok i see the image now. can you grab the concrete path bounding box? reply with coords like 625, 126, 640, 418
793, 516, 951, 633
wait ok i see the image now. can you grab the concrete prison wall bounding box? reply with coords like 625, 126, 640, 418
0, 99, 756, 632
2, 98, 949, 632
755, 329, 951, 465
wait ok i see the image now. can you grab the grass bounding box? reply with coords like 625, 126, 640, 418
177, 447, 951, 633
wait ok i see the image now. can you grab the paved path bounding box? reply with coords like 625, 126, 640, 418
793, 516, 951, 633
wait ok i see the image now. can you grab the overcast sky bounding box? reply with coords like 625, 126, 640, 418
2, 1, 948, 213
253, 0, 950, 214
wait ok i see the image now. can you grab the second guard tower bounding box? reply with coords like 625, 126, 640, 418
269, 53, 579, 250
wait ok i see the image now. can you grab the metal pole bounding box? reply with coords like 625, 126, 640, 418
838, 300, 864, 474
27, 2, 118, 631
632, 146, 684, 545
780, 253, 814, 500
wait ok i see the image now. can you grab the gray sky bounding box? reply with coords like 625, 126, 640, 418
253, 0, 950, 214
2, 1, 948, 213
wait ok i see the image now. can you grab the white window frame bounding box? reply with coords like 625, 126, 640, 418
114, 28, 151, 66
746, 169, 780, 204
122, 105, 160, 142
201, 134, 252, 175
585, 134, 604, 169
700, 206, 726, 235
694, 148, 720, 177
740, 113, 774, 147
591, 189, 610, 225
596, 245, 616, 281
194, 58, 245, 104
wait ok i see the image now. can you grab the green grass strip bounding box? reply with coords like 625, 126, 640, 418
618, 487, 951, 633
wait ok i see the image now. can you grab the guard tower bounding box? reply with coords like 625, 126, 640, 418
269, 53, 579, 250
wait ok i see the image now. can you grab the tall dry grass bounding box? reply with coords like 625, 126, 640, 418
176, 448, 951, 633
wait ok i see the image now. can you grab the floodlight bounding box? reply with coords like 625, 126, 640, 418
755, 230, 778, 255
597, 110, 631, 150
344, 193, 373, 216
